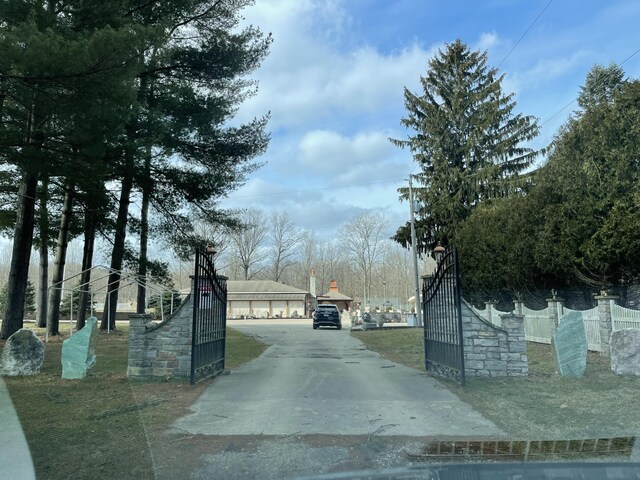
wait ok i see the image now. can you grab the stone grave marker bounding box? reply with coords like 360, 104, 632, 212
610, 329, 640, 376
61, 317, 98, 379
0, 329, 45, 376
551, 310, 587, 378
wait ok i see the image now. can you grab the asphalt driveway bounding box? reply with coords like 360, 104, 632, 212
172, 319, 502, 437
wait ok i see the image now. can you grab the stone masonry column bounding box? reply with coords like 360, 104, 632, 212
513, 300, 523, 315
127, 314, 154, 378
484, 301, 496, 324
546, 296, 564, 329
595, 294, 618, 356
500, 313, 528, 377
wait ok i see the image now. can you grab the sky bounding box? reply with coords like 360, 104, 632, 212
221, 0, 640, 239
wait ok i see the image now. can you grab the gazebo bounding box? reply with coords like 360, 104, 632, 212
317, 280, 352, 311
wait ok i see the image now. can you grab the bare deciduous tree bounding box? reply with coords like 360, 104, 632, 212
338, 212, 390, 306
230, 209, 268, 280
270, 211, 303, 282
191, 219, 232, 269
292, 230, 317, 290
315, 239, 344, 294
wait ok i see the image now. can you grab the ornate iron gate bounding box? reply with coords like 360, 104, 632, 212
422, 246, 465, 384
191, 247, 228, 384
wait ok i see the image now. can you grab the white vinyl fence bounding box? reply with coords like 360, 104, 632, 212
563, 306, 601, 352
470, 300, 640, 352
522, 305, 554, 345
611, 303, 640, 330
470, 305, 500, 327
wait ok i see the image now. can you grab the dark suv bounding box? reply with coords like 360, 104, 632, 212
312, 304, 342, 330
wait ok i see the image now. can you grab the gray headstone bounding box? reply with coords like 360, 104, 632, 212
611, 329, 640, 376
61, 317, 98, 380
0, 329, 45, 376
552, 311, 587, 378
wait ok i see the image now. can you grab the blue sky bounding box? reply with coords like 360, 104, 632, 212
222, 0, 640, 237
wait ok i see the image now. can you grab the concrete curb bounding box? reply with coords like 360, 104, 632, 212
0, 377, 36, 479
350, 323, 419, 332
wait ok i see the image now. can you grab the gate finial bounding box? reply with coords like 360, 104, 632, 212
433, 243, 446, 263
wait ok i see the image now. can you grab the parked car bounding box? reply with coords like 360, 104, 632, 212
313, 304, 342, 330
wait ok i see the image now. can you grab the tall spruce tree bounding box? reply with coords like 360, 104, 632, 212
391, 40, 539, 250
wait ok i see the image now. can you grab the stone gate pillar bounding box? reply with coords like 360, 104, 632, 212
595, 294, 618, 356
546, 296, 564, 329
484, 301, 496, 324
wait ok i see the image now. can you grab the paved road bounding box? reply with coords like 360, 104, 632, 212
172, 320, 503, 437
0, 378, 36, 480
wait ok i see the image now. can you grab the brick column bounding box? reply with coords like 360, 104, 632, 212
595, 295, 618, 356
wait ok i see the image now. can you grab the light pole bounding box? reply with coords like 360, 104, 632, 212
408, 175, 423, 327
382, 281, 387, 311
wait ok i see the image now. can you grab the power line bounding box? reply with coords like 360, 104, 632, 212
619, 47, 640, 66
498, 0, 554, 68
541, 46, 640, 127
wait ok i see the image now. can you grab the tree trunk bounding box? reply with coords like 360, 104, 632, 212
1, 173, 38, 339
46, 184, 74, 337
0, 77, 5, 117
76, 206, 97, 330
36, 178, 49, 328
1, 84, 46, 339
136, 147, 151, 314
100, 173, 133, 331
37, 243, 48, 328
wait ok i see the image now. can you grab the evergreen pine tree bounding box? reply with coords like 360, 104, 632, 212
391, 39, 540, 249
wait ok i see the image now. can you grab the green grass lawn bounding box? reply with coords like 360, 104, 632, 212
353, 329, 640, 439
2, 325, 266, 480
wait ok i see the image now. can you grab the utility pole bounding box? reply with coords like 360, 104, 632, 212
408, 175, 423, 327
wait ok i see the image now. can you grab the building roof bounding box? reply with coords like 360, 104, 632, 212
318, 291, 353, 301
227, 280, 309, 295
226, 280, 310, 301
318, 279, 353, 302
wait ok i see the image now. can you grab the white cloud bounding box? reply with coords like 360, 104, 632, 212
236, 0, 438, 130
297, 129, 406, 180
511, 50, 590, 91
476, 31, 499, 51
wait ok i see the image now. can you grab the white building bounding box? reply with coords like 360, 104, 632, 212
226, 280, 310, 319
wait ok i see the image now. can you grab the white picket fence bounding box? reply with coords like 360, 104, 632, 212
470, 301, 640, 352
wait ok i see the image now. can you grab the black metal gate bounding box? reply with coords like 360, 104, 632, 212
191, 247, 228, 384
422, 246, 465, 384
